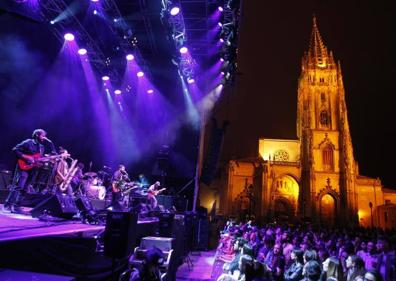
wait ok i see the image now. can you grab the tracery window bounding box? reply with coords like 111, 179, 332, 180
320, 110, 330, 126
322, 144, 334, 171
274, 150, 289, 162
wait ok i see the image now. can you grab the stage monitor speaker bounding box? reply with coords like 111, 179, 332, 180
104, 211, 138, 258
30, 194, 78, 219
75, 196, 93, 213
141, 236, 174, 252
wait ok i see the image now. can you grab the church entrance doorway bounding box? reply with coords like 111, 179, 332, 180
320, 193, 336, 226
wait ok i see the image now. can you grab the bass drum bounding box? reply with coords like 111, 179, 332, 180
87, 185, 106, 200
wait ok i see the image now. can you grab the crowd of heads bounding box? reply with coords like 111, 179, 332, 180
216, 220, 395, 281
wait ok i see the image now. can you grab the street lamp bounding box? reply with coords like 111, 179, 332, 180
369, 201, 373, 228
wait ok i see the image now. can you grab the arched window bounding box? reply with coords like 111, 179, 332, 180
322, 144, 334, 171
320, 110, 330, 127
274, 150, 289, 162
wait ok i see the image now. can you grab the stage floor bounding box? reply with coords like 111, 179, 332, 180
0, 205, 105, 242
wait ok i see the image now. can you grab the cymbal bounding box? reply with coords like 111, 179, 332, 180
84, 172, 97, 177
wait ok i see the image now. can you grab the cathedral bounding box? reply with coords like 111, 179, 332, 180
200, 17, 396, 229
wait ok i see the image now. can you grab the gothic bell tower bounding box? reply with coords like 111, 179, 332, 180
297, 16, 358, 225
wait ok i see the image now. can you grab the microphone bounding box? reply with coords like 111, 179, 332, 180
43, 137, 53, 143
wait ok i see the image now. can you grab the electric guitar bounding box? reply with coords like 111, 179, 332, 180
17, 151, 70, 171
148, 188, 166, 196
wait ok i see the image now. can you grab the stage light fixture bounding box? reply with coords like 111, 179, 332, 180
179, 47, 188, 54
219, 38, 224, 43
50, 20, 55, 25
218, 22, 223, 27
137, 71, 144, 77
93, 10, 98, 15
220, 58, 225, 62
78, 48, 87, 55
147, 89, 154, 94
64, 33, 75, 41
114, 90, 122, 95
218, 6, 224, 12
102, 76, 110, 81
126, 54, 134, 61
170, 7, 180, 16
187, 78, 195, 84
91, 0, 99, 2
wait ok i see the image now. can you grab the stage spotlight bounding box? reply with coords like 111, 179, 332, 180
170, 7, 180, 16
126, 54, 134, 61
218, 6, 224, 12
114, 90, 122, 95
78, 48, 87, 55
221, 71, 225, 75
102, 76, 110, 81
218, 22, 223, 27
93, 9, 98, 15
179, 47, 188, 54
91, 0, 99, 2
137, 71, 144, 77
147, 89, 154, 94
219, 38, 224, 43
220, 58, 225, 62
187, 78, 195, 84
64, 33, 75, 41
50, 20, 55, 25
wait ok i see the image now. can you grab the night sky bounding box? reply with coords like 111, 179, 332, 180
0, 1, 395, 188
215, 1, 396, 188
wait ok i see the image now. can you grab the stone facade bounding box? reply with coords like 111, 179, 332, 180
199, 17, 396, 229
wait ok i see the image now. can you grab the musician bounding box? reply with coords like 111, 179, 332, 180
147, 181, 166, 210
54, 147, 73, 195
71, 162, 84, 194
111, 164, 130, 210
5, 129, 52, 210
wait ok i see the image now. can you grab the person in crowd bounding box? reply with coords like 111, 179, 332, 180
302, 260, 322, 281
322, 257, 344, 281
128, 247, 165, 281
375, 237, 395, 281
363, 269, 383, 281
264, 243, 285, 281
284, 248, 304, 281
346, 255, 366, 281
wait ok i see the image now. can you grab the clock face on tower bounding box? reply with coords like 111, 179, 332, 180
274, 149, 289, 162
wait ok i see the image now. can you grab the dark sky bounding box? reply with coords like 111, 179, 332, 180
215, 0, 396, 187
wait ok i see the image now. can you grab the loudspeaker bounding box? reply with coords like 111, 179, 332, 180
31, 194, 78, 218
104, 211, 138, 258
75, 196, 93, 213
141, 236, 174, 252
0, 170, 12, 189
158, 212, 175, 237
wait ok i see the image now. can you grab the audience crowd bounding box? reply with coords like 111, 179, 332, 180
214, 220, 395, 281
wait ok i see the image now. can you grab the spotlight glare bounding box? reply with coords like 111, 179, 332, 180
170, 7, 180, 16
220, 58, 224, 62
126, 54, 134, 61
50, 20, 55, 25
93, 9, 98, 15
114, 90, 122, 95
137, 71, 144, 77
147, 89, 154, 94
219, 38, 224, 43
187, 78, 195, 84
91, 0, 99, 2
218, 22, 223, 27
78, 48, 87, 55
64, 33, 75, 41
218, 6, 224, 12
179, 47, 188, 54
102, 76, 110, 81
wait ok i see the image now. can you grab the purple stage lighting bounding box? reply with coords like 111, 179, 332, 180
147, 89, 154, 94
218, 6, 224, 12
102, 76, 110, 81
137, 71, 144, 77
219, 38, 224, 43
91, 0, 99, 2
218, 22, 223, 27
78, 48, 87, 55
179, 47, 188, 54
170, 7, 180, 16
187, 78, 195, 84
93, 10, 98, 15
126, 54, 134, 61
114, 90, 122, 95
221, 71, 225, 75
220, 57, 225, 62
64, 33, 75, 41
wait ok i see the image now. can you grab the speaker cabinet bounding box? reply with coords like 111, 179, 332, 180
104, 211, 138, 258
30, 194, 78, 219
75, 196, 93, 213
157, 212, 175, 237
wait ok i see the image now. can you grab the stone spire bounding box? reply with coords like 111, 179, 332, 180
307, 15, 329, 68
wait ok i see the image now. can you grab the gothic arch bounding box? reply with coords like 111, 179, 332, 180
270, 174, 300, 218
316, 188, 339, 226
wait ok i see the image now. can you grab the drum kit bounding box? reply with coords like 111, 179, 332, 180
82, 172, 106, 200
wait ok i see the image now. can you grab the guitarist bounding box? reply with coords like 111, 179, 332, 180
5, 129, 53, 211
111, 164, 130, 210
147, 181, 166, 210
